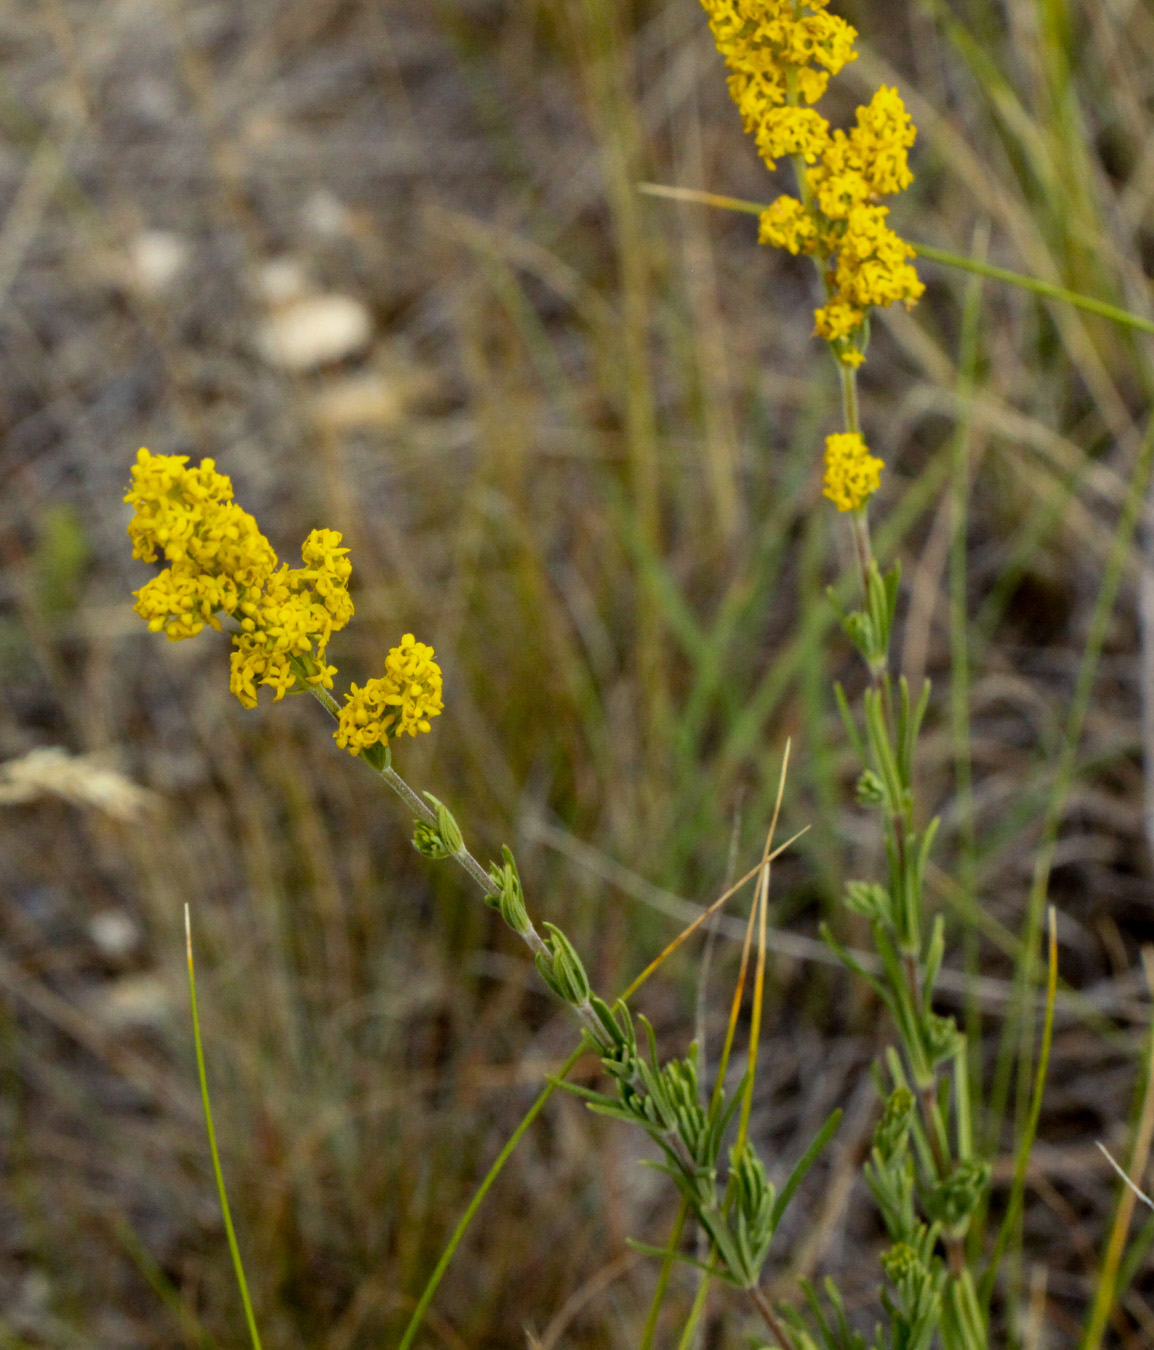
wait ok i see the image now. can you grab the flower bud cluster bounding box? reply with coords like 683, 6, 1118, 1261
822, 432, 884, 513
412, 794, 464, 860
335, 634, 444, 754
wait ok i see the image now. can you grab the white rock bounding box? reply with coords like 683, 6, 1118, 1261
257, 255, 310, 306
302, 188, 350, 238
257, 293, 373, 372
88, 909, 143, 960
310, 370, 433, 430
93, 973, 171, 1029
129, 231, 188, 295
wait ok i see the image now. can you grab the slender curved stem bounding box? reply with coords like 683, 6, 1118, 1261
302, 684, 612, 1043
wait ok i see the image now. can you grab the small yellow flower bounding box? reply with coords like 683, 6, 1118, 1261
850, 86, 917, 195
814, 297, 865, 345
228, 536, 354, 708
134, 565, 235, 641
334, 635, 444, 755
823, 432, 884, 512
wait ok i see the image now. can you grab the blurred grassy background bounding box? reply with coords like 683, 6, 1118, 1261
4, 0, 1154, 1344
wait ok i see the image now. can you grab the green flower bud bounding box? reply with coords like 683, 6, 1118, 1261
881, 1241, 920, 1285
534, 949, 566, 1000
487, 845, 531, 934
411, 794, 464, 859
413, 819, 454, 859
922, 1011, 964, 1068
844, 879, 892, 924
425, 793, 464, 854
542, 923, 591, 1006
925, 1158, 990, 1231
844, 610, 877, 662
856, 768, 886, 807
874, 1086, 915, 1161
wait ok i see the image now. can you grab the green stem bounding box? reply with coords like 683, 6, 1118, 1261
301, 683, 613, 1043
950, 230, 987, 1197
838, 362, 861, 437
749, 1285, 799, 1350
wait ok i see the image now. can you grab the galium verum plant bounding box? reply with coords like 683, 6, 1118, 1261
697, 2, 991, 1348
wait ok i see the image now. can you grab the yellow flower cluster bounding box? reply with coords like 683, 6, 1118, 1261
229, 529, 353, 708
702, 2, 923, 365
126, 449, 277, 640
822, 432, 884, 512
125, 448, 352, 707
128, 450, 444, 749
334, 635, 444, 755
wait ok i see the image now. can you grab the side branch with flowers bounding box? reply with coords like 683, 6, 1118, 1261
125, 448, 843, 1345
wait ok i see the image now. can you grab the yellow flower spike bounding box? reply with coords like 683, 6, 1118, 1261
334, 635, 444, 756
850, 86, 917, 196
822, 432, 884, 512
699, 3, 922, 362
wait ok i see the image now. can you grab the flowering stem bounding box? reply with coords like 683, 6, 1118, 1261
301, 683, 625, 1051
837, 361, 861, 437
301, 679, 801, 1311
828, 341, 987, 1345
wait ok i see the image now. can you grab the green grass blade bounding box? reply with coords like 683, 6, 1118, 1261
734, 744, 791, 1163
980, 910, 1058, 1309
770, 1108, 843, 1232
638, 183, 1154, 336
676, 1260, 717, 1350
910, 241, 1154, 336
639, 1199, 689, 1350
396, 1043, 584, 1350
184, 906, 263, 1350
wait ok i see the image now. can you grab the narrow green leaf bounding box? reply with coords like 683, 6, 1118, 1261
771, 1108, 844, 1230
